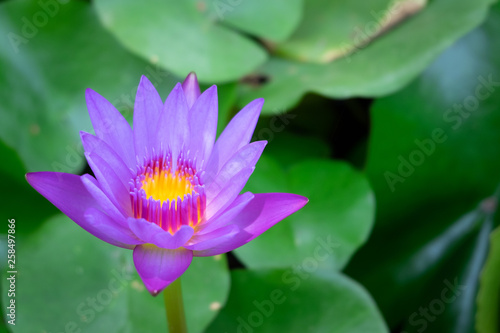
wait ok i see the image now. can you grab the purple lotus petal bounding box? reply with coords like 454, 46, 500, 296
80, 131, 132, 184
205, 98, 263, 176
193, 230, 251, 257
85, 208, 143, 248
133, 76, 163, 159
196, 192, 254, 235
182, 72, 201, 109
133, 245, 193, 295
85, 89, 135, 168
194, 193, 308, 257
26, 172, 135, 248
85, 152, 132, 216
188, 85, 218, 166
205, 141, 266, 197
205, 167, 254, 219
128, 217, 194, 249
185, 224, 239, 251
156, 83, 189, 158
27, 172, 95, 223
81, 174, 127, 223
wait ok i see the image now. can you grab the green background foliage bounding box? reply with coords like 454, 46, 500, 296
1, 0, 499, 332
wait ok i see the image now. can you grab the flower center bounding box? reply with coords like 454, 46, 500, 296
129, 152, 206, 234
142, 168, 194, 202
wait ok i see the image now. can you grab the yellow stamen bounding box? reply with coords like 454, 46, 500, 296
142, 170, 193, 202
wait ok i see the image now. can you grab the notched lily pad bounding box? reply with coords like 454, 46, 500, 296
94, 0, 270, 83
206, 269, 389, 333
235, 156, 375, 271
277, 0, 427, 64
238, 0, 494, 113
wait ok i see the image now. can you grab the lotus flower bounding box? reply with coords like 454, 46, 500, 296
26, 73, 308, 295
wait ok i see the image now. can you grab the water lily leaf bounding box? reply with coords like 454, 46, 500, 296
205, 0, 303, 42
277, 0, 427, 63
93, 0, 269, 83
0, 0, 179, 176
238, 0, 495, 114
206, 269, 388, 333
477, 223, 500, 333
1, 215, 230, 333
345, 4, 500, 330
235, 157, 375, 271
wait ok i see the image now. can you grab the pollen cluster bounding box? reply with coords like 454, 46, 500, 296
129, 152, 206, 233
142, 167, 194, 202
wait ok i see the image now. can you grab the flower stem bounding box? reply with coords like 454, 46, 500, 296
163, 278, 188, 333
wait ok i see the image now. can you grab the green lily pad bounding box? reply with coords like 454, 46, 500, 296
277, 0, 427, 63
238, 0, 495, 114
206, 269, 388, 333
205, 0, 303, 43
1, 215, 230, 333
93, 0, 270, 83
346, 4, 500, 330
0, 0, 179, 176
235, 157, 375, 271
